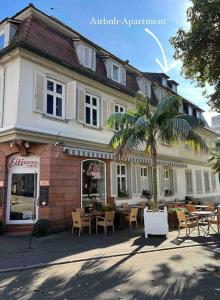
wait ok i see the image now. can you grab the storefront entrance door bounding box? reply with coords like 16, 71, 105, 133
8, 173, 38, 223
6, 154, 40, 225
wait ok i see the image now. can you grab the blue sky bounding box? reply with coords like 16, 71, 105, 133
1, 0, 217, 123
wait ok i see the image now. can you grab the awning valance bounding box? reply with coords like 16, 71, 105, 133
63, 147, 187, 168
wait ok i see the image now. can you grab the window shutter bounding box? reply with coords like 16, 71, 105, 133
148, 166, 152, 192
136, 165, 142, 194
109, 100, 115, 117
173, 169, 177, 194
121, 66, 126, 86
91, 49, 96, 71
169, 169, 174, 193
77, 86, 85, 123
110, 161, 117, 197
159, 168, 164, 196
34, 72, 45, 114
66, 81, 76, 120
131, 164, 137, 195
101, 96, 108, 128
106, 59, 112, 79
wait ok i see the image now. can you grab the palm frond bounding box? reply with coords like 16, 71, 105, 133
177, 114, 205, 129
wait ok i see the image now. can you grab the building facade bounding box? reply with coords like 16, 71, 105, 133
0, 4, 219, 232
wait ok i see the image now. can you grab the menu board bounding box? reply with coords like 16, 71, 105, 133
39, 186, 49, 206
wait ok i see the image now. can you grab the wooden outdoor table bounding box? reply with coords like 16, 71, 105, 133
191, 211, 215, 234
194, 205, 209, 210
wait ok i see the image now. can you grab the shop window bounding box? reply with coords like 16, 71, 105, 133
81, 160, 106, 209
85, 93, 100, 127
46, 79, 65, 118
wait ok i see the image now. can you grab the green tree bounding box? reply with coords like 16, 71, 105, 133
170, 0, 220, 110
108, 92, 208, 209
209, 147, 220, 173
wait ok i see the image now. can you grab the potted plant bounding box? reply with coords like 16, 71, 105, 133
108, 92, 207, 237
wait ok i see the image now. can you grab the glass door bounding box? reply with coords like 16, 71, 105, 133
8, 173, 38, 223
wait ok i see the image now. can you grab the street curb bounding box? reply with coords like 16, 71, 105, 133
0, 240, 219, 273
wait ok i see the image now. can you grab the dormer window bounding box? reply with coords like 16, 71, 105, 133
0, 33, 4, 49
162, 78, 167, 87
75, 42, 96, 71
105, 58, 126, 85
172, 84, 177, 93
112, 64, 120, 82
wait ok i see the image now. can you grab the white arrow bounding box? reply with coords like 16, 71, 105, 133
144, 28, 179, 73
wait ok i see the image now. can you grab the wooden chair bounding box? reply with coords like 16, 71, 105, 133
76, 207, 85, 214
96, 211, 115, 235
176, 210, 199, 236
204, 202, 215, 211
208, 207, 220, 234
126, 207, 138, 229
186, 205, 196, 214
72, 212, 91, 237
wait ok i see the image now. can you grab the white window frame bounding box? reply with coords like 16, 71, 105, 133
195, 170, 203, 194
116, 164, 127, 197
46, 78, 65, 119
114, 104, 125, 131
85, 92, 100, 128
185, 169, 193, 195
203, 171, 211, 193
112, 63, 121, 83
83, 46, 94, 69
141, 166, 149, 191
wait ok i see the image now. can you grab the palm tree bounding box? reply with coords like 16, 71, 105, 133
209, 147, 220, 173
108, 92, 208, 210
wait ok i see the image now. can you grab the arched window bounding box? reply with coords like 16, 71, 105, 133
81, 159, 106, 209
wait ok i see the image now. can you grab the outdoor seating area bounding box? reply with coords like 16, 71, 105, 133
71, 200, 220, 238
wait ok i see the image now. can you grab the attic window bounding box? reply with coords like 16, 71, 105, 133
172, 84, 177, 93
0, 34, 5, 50
112, 64, 120, 82
162, 78, 167, 86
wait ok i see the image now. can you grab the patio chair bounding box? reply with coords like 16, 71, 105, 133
76, 207, 85, 215
96, 211, 115, 235
208, 207, 220, 234
72, 211, 91, 237
125, 207, 138, 229
186, 205, 196, 214
176, 210, 199, 237
204, 202, 215, 212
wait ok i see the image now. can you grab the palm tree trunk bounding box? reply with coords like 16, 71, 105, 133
151, 148, 158, 211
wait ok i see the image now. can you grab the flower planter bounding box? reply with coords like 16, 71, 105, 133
168, 212, 179, 229
144, 207, 168, 238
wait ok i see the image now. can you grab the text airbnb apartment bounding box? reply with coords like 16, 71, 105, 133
0, 4, 219, 232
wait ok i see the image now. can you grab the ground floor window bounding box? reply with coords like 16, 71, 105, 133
204, 171, 211, 193
117, 164, 127, 197
211, 172, 217, 192
195, 170, 203, 194
160, 168, 175, 196
140, 167, 149, 192
81, 159, 106, 209
185, 169, 193, 195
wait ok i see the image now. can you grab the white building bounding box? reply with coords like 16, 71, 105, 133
0, 4, 219, 231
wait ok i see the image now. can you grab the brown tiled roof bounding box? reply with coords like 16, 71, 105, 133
0, 5, 204, 112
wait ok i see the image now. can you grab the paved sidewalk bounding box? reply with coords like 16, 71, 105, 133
0, 226, 219, 271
